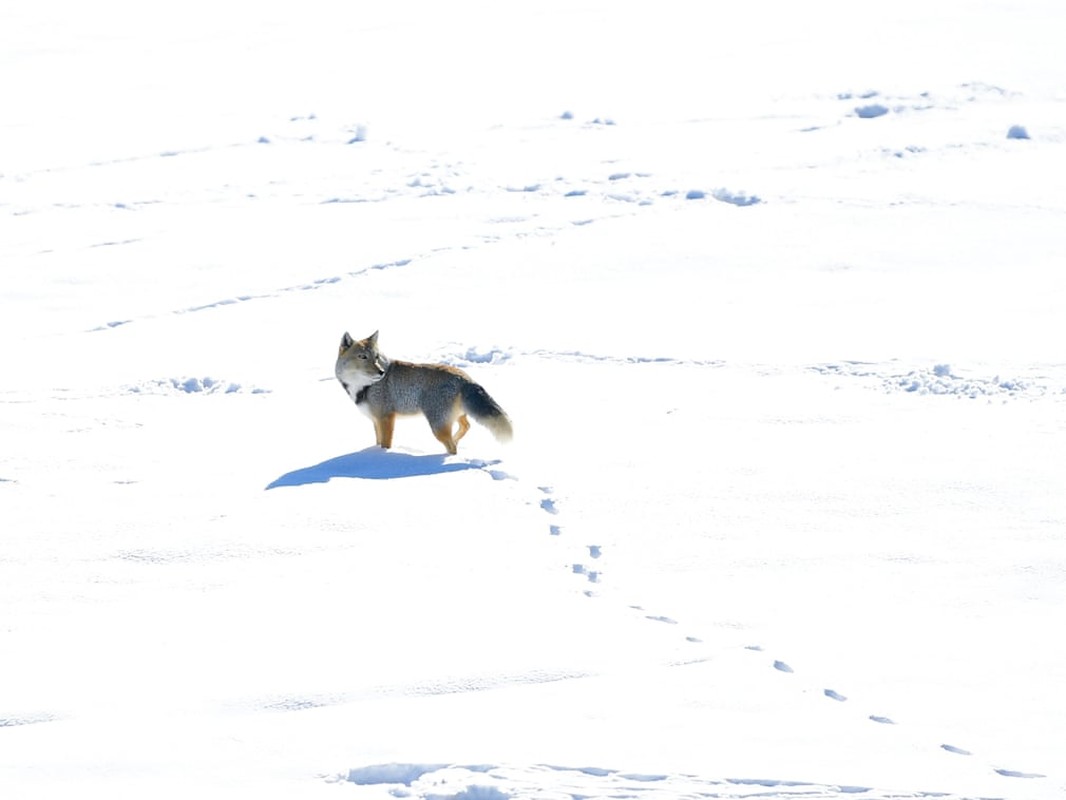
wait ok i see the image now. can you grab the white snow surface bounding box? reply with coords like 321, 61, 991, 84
3, 2, 1066, 799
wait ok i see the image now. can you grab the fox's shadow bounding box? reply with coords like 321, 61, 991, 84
266, 448, 482, 489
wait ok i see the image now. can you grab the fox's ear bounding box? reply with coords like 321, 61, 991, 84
367, 330, 379, 346
340, 332, 354, 351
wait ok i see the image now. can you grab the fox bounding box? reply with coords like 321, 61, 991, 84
335, 330, 513, 455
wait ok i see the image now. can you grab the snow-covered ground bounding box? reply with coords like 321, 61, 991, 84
2, 2, 1065, 798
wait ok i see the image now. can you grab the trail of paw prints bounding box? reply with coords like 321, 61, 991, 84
475, 463, 699, 631
471, 463, 604, 599
481, 463, 1051, 787
753, 647, 1048, 785
527, 482, 708, 641
0, 712, 60, 729
535, 486, 604, 597
530, 484, 702, 636
755, 646, 899, 727
619, 603, 706, 646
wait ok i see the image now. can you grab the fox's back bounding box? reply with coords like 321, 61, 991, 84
367, 360, 471, 415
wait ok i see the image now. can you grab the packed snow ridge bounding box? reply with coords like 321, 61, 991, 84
812, 363, 1057, 400
127, 377, 270, 395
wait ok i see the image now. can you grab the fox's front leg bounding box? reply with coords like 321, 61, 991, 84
373, 413, 396, 449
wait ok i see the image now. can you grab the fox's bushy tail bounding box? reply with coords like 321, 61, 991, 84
461, 381, 513, 443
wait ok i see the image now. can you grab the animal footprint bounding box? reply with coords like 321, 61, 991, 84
537, 486, 560, 518
995, 768, 1046, 779
537, 487, 563, 535
941, 744, 972, 756
473, 460, 513, 481
571, 564, 600, 583
646, 615, 678, 625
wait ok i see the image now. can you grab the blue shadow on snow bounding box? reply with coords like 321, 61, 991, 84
266, 448, 481, 489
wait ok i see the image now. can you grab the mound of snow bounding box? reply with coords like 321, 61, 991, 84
127, 377, 269, 395
888, 365, 1037, 398
346, 763, 450, 786
712, 188, 761, 207
813, 362, 1047, 400
447, 346, 513, 366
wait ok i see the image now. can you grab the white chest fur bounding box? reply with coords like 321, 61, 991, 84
336, 366, 382, 418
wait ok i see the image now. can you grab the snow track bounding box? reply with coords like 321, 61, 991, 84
339, 762, 988, 800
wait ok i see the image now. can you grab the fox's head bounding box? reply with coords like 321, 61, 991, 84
335, 330, 388, 395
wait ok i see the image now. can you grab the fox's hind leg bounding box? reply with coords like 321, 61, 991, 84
431, 424, 458, 455
454, 414, 470, 444
427, 400, 463, 455
373, 413, 396, 449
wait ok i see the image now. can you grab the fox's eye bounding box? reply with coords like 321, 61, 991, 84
359, 353, 368, 360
